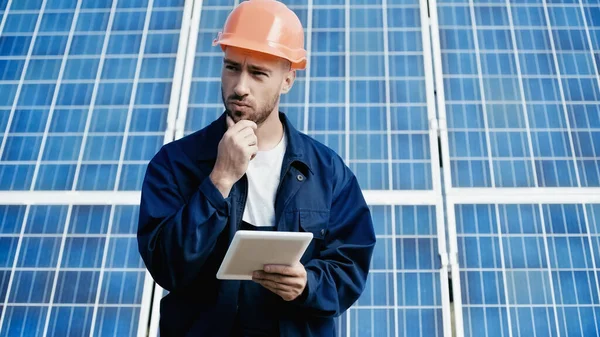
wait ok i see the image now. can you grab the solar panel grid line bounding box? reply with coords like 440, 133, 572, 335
575, 1, 600, 188
2, 7, 183, 14
495, 203, 517, 337
447, 188, 600, 205
112, 0, 157, 192
137, 262, 155, 337
40, 203, 75, 337
172, 0, 204, 141
344, 0, 350, 166
1, 29, 182, 37
0, 0, 49, 171
302, 0, 313, 135
147, 286, 162, 337
0, 204, 31, 334
536, 203, 571, 337
0, 0, 13, 35
163, 0, 191, 145
0, 302, 142, 308
27, 0, 84, 194
443, 201, 466, 337
0, 53, 178, 60
551, 206, 590, 335
582, 204, 600, 335
466, 0, 497, 189
0, 266, 142, 272
67, 0, 120, 192
541, 0, 582, 188
379, 1, 400, 336
343, 1, 350, 333
416, 0, 452, 334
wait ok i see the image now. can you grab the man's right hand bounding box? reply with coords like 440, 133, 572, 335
209, 115, 258, 198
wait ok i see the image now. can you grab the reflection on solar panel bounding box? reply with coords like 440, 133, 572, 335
0, 0, 598, 336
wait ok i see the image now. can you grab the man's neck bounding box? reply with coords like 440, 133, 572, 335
255, 110, 284, 151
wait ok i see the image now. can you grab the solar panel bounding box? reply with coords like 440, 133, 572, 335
0, 0, 183, 336
430, 0, 600, 335
0, 204, 152, 337
0, 0, 183, 192
338, 205, 446, 337
434, 0, 600, 189
451, 202, 600, 337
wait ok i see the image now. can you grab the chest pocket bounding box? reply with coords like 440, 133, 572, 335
297, 210, 329, 263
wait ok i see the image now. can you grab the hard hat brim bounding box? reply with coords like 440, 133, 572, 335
213, 34, 307, 70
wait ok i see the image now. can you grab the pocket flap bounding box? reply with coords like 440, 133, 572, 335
299, 210, 329, 240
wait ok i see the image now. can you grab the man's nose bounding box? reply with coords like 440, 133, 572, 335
233, 71, 250, 97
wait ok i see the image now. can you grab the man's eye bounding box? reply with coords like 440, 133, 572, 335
254, 71, 267, 77
225, 65, 237, 71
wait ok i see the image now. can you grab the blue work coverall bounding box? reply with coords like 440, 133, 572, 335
137, 112, 376, 336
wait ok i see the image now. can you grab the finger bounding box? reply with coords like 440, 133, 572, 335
263, 264, 301, 277
257, 281, 297, 302
253, 271, 301, 287
229, 119, 257, 133
254, 278, 294, 294
226, 114, 235, 129
244, 134, 258, 146
235, 127, 256, 140
247, 145, 258, 160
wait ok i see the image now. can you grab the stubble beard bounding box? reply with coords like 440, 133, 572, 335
221, 87, 280, 126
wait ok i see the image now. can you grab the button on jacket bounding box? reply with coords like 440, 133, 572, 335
137, 112, 376, 337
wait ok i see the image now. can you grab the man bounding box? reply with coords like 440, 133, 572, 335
137, 0, 376, 336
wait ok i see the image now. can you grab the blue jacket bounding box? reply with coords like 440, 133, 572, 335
137, 112, 376, 336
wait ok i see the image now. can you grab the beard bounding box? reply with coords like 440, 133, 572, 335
221, 86, 279, 126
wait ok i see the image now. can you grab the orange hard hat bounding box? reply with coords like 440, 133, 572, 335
212, 0, 307, 70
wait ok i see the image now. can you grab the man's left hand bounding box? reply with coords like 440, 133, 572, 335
252, 264, 307, 301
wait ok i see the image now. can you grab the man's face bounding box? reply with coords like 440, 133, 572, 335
221, 46, 295, 125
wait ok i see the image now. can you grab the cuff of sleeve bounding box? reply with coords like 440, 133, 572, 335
199, 176, 230, 215
294, 269, 316, 306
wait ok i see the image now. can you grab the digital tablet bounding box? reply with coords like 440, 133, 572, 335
216, 230, 313, 280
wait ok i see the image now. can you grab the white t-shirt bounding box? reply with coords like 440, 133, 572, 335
242, 129, 287, 227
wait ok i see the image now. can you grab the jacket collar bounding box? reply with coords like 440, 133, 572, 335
196, 111, 313, 176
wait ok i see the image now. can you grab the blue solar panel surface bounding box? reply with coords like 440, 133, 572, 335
438, 0, 600, 188
0, 0, 183, 336
454, 203, 600, 337
0, 0, 183, 192
0, 204, 148, 337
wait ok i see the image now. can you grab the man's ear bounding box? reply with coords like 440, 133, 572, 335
281, 70, 296, 94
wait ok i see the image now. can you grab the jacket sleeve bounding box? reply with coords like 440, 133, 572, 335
137, 147, 230, 292
291, 172, 376, 318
